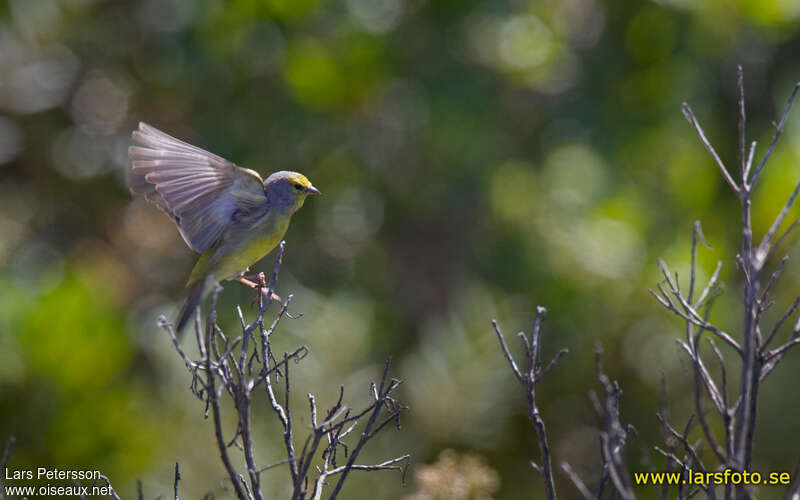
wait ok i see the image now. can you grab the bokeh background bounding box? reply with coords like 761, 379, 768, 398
2, 0, 800, 498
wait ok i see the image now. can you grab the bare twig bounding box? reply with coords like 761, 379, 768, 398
0, 437, 15, 500
327, 359, 408, 500
774, 219, 800, 254
173, 463, 180, 500
763, 337, 800, 364
536, 349, 569, 382
764, 294, 800, 350
652, 261, 742, 355
201, 287, 248, 500
785, 456, 800, 500
755, 180, 800, 268
560, 462, 591, 500
695, 261, 723, 310
656, 414, 706, 475
263, 310, 300, 487
744, 140, 756, 181
747, 81, 800, 189
321, 455, 409, 482
594, 345, 635, 500
658, 377, 676, 500
689, 225, 729, 468
759, 256, 788, 313
95, 475, 122, 500
492, 307, 565, 500
738, 66, 747, 185
681, 103, 739, 193
492, 320, 523, 382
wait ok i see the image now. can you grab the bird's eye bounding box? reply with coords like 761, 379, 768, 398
293, 183, 303, 190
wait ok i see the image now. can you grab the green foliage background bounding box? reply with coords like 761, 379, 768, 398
1, 0, 800, 498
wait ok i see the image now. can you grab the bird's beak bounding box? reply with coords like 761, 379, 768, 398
305, 185, 321, 195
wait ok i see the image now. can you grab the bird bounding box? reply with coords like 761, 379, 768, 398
127, 122, 320, 332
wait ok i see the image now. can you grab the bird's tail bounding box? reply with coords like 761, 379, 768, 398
176, 278, 207, 335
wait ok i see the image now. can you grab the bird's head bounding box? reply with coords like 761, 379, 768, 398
264, 171, 321, 214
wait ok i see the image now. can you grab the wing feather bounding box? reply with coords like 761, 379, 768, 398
128, 122, 267, 253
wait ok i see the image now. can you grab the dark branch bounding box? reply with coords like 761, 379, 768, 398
173, 463, 180, 500
492, 308, 564, 500
560, 461, 591, 500
681, 102, 739, 193
748, 81, 800, 189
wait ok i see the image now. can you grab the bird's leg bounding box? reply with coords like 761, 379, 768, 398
241, 272, 267, 285
236, 273, 282, 306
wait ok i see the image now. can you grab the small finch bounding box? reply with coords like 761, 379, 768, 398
128, 122, 320, 332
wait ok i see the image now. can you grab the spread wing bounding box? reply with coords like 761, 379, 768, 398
128, 122, 268, 253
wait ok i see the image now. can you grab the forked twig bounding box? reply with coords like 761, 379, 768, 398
492, 307, 566, 500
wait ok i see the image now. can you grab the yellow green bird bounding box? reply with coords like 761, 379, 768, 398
128, 122, 320, 332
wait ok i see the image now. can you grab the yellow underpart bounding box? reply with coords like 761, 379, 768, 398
187, 209, 292, 285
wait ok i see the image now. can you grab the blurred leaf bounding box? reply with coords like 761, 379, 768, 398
284, 37, 347, 110
19, 270, 132, 391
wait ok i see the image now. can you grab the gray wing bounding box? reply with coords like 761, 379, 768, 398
128, 122, 267, 253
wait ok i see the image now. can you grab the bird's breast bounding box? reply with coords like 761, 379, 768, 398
213, 211, 292, 281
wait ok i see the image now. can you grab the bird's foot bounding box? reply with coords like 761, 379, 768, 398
236, 274, 282, 306
241, 272, 267, 286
